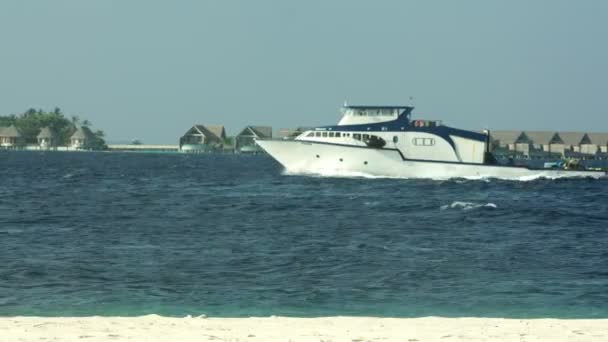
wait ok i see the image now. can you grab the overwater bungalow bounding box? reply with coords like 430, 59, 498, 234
0, 125, 24, 149
583, 133, 608, 154
277, 127, 313, 139
235, 126, 272, 153
70, 126, 94, 150
37, 127, 58, 150
552, 132, 584, 155
179, 125, 226, 153
523, 131, 553, 152
490, 131, 521, 150
490, 130, 608, 158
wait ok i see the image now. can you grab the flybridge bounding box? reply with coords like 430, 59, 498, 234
341, 105, 413, 118
338, 105, 441, 129
338, 105, 413, 126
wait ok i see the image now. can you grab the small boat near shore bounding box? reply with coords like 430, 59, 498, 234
256, 105, 606, 180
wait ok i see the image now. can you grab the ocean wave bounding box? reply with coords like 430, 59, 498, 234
0, 228, 24, 234
3, 152, 608, 318
282, 168, 602, 182
283, 168, 492, 181
440, 201, 497, 211
282, 169, 401, 179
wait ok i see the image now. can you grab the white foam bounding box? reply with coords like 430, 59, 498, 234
283, 168, 486, 181
282, 169, 404, 179
0, 228, 24, 234
363, 201, 380, 207
440, 201, 497, 211
281, 168, 602, 182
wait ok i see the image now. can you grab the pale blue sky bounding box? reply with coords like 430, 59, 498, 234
1, 0, 606, 143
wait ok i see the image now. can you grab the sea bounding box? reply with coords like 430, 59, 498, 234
1, 151, 607, 318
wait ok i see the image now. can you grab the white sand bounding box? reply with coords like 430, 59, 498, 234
1, 316, 607, 342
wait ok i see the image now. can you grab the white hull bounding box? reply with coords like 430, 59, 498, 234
257, 140, 606, 180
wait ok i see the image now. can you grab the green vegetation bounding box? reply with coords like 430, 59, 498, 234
0, 108, 107, 150
222, 136, 236, 152
223, 136, 235, 146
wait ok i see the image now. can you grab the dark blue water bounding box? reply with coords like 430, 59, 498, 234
1, 151, 607, 318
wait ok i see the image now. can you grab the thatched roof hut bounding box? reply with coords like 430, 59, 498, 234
0, 125, 22, 138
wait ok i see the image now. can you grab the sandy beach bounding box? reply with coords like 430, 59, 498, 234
1, 316, 607, 342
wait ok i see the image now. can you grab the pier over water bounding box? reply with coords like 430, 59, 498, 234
107, 144, 179, 152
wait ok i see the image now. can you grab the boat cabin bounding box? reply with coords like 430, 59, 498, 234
338, 105, 413, 126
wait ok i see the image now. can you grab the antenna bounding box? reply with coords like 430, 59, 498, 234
340, 101, 348, 116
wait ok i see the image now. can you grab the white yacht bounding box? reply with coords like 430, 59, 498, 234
256, 105, 606, 180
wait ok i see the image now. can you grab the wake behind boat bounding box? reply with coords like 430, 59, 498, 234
256, 105, 606, 180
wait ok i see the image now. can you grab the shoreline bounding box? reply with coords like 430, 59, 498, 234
2, 316, 607, 341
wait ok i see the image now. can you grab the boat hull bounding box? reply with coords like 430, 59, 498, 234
256, 139, 606, 180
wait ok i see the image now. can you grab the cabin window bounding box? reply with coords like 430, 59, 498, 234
329, 132, 335, 138
322, 132, 328, 137
412, 138, 435, 146
307, 132, 314, 137
353, 133, 361, 140
335, 132, 341, 138
362, 134, 370, 140
315, 132, 321, 137
393, 136, 398, 143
